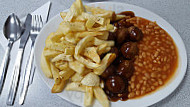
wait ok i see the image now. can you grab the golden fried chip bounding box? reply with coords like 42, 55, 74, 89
75, 0, 85, 14
65, 33, 77, 44
50, 32, 64, 43
81, 72, 100, 86
60, 12, 67, 20
96, 32, 109, 40
46, 43, 74, 52
40, 50, 53, 78
94, 53, 116, 75
55, 61, 68, 70
87, 24, 114, 32
50, 63, 61, 84
65, 82, 86, 92
71, 73, 84, 82
43, 49, 62, 58
84, 86, 93, 106
83, 47, 100, 63
55, 61, 66, 68
98, 46, 111, 55
100, 80, 104, 89
51, 54, 73, 62
97, 43, 108, 55
85, 18, 95, 28
74, 55, 100, 69
82, 12, 104, 25
115, 14, 126, 21
45, 32, 54, 45
85, 5, 114, 19
61, 22, 86, 34
75, 35, 94, 55
51, 79, 66, 93
64, 47, 74, 55
69, 60, 85, 74
93, 86, 109, 107
59, 68, 75, 81
93, 37, 114, 47
76, 31, 104, 38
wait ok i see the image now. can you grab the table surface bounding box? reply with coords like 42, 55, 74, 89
0, 0, 190, 107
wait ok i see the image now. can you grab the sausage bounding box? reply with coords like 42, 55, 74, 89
116, 28, 129, 45
116, 18, 133, 28
120, 42, 139, 59
109, 47, 119, 57
101, 65, 116, 79
118, 11, 135, 18
117, 60, 134, 79
105, 75, 125, 93
128, 26, 143, 41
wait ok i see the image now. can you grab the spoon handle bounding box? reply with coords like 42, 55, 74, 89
0, 42, 12, 94
7, 48, 23, 106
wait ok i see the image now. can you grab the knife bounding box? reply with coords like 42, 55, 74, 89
6, 14, 32, 106
19, 1, 51, 105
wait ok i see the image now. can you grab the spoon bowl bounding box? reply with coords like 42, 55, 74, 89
0, 13, 23, 94
3, 13, 23, 41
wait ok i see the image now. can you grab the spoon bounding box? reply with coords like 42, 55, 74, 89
0, 13, 23, 94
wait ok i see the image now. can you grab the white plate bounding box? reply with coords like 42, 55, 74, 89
34, 2, 187, 107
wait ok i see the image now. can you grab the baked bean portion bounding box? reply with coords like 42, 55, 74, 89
127, 17, 178, 98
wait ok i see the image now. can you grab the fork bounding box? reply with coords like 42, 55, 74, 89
19, 15, 43, 105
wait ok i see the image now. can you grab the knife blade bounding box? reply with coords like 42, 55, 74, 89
6, 14, 32, 106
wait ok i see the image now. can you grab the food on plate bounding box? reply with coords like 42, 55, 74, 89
84, 86, 93, 106
126, 17, 178, 99
40, 0, 178, 106
41, 0, 116, 106
101, 12, 178, 101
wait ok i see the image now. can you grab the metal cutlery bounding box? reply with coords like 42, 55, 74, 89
6, 14, 32, 106
27, 1, 51, 85
19, 15, 43, 105
0, 13, 23, 94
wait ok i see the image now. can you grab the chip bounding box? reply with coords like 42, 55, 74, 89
51, 79, 66, 93
93, 86, 109, 107
93, 37, 114, 47
71, 73, 84, 82
41, 0, 119, 107
59, 68, 75, 80
75, 35, 94, 55
41, 50, 53, 78
83, 47, 100, 64
84, 86, 93, 106
69, 60, 85, 74
65, 82, 86, 92
43, 49, 62, 59
50, 63, 61, 84
81, 72, 100, 86
94, 53, 116, 75
74, 55, 100, 69
51, 54, 73, 62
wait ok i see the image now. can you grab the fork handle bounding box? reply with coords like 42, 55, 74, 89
7, 48, 23, 106
0, 41, 13, 94
19, 42, 34, 105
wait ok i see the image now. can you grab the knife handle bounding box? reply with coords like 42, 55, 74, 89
19, 42, 34, 105
0, 41, 13, 94
7, 48, 23, 106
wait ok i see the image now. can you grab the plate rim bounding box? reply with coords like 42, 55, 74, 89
34, 2, 187, 107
